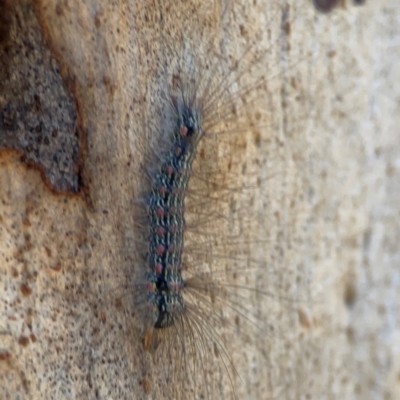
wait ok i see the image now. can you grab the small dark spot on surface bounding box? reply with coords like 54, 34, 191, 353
312, 0, 341, 13
0, 0, 12, 45
142, 333, 151, 351
328, 49, 337, 58
281, 4, 291, 36
99, 311, 106, 324
94, 12, 102, 29
199, 147, 205, 159
103, 76, 116, 97
29, 333, 37, 343
346, 325, 355, 343
239, 24, 247, 38
298, 308, 312, 328
20, 284, 32, 297
253, 131, 261, 147
0, 350, 11, 361
213, 342, 219, 358
2, 105, 17, 128
18, 336, 30, 347
235, 315, 240, 327
33, 94, 41, 111
103, 76, 111, 86
283, 20, 290, 36
141, 378, 151, 394
22, 216, 30, 226
115, 298, 123, 309
55, 3, 63, 16
344, 278, 357, 308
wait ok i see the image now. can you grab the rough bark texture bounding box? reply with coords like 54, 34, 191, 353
0, 0, 80, 193
1, 0, 399, 399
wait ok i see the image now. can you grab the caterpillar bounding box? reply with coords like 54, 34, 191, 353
143, 99, 203, 329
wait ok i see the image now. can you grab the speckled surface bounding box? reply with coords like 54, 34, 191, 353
0, 1, 79, 193
0, 0, 399, 399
